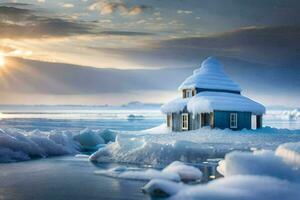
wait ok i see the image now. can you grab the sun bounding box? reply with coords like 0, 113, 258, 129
0, 53, 5, 68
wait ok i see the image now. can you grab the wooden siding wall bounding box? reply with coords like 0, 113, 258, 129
214, 111, 251, 130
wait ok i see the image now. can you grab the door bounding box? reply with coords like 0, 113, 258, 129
201, 113, 210, 127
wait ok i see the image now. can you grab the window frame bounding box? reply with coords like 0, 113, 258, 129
230, 113, 238, 129
182, 113, 189, 130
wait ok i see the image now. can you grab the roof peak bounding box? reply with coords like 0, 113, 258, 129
193, 56, 223, 74
179, 56, 241, 92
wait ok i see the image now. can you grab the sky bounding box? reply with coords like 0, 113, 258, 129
0, 0, 299, 106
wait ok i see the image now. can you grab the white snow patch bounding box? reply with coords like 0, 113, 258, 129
162, 161, 202, 182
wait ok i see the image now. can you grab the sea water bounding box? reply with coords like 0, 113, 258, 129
0, 105, 299, 200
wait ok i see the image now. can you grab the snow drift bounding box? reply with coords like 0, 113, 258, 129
90, 125, 300, 167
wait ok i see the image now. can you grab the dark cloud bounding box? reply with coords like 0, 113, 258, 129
0, 5, 154, 39
0, 6, 94, 39
98, 31, 154, 36
159, 25, 300, 67
94, 25, 300, 68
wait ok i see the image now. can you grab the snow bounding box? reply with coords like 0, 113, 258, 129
94, 161, 202, 182
162, 161, 203, 182
161, 92, 265, 115
0, 128, 80, 163
90, 125, 300, 167
171, 175, 300, 200
276, 142, 300, 167
143, 143, 300, 200
188, 92, 265, 115
94, 166, 181, 182
161, 57, 265, 115
217, 150, 300, 181
178, 57, 241, 92
142, 179, 187, 197
161, 98, 188, 114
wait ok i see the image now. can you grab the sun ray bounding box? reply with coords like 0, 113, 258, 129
0, 52, 5, 68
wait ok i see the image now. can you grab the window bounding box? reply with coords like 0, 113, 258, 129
167, 114, 172, 127
182, 89, 196, 98
186, 89, 193, 98
182, 113, 189, 130
230, 113, 238, 129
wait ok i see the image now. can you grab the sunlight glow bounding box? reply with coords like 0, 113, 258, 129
0, 53, 5, 68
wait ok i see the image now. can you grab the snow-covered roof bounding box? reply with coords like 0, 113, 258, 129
178, 57, 241, 92
161, 92, 265, 115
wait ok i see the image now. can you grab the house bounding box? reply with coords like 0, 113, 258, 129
161, 57, 265, 131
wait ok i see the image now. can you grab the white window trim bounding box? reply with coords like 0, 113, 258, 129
182, 113, 189, 130
230, 113, 238, 129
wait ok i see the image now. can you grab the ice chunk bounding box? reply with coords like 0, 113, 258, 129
217, 150, 300, 182
75, 154, 90, 158
94, 166, 180, 182
73, 128, 105, 151
162, 161, 202, 182
0, 147, 30, 163
276, 142, 300, 167
97, 129, 117, 144
0, 128, 80, 163
142, 179, 186, 197
171, 175, 300, 200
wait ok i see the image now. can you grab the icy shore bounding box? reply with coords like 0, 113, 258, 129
90, 124, 300, 167
143, 142, 300, 200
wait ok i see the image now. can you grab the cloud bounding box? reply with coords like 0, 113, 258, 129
177, 10, 193, 15
89, 1, 150, 15
0, 6, 93, 39
98, 31, 154, 36
159, 25, 300, 67
61, 3, 74, 8
0, 5, 154, 39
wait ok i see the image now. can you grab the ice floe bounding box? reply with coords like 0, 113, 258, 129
94, 166, 181, 182
94, 161, 202, 183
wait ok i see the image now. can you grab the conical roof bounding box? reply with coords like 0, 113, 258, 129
178, 57, 241, 92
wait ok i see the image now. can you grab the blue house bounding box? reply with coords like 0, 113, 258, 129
161, 57, 265, 131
